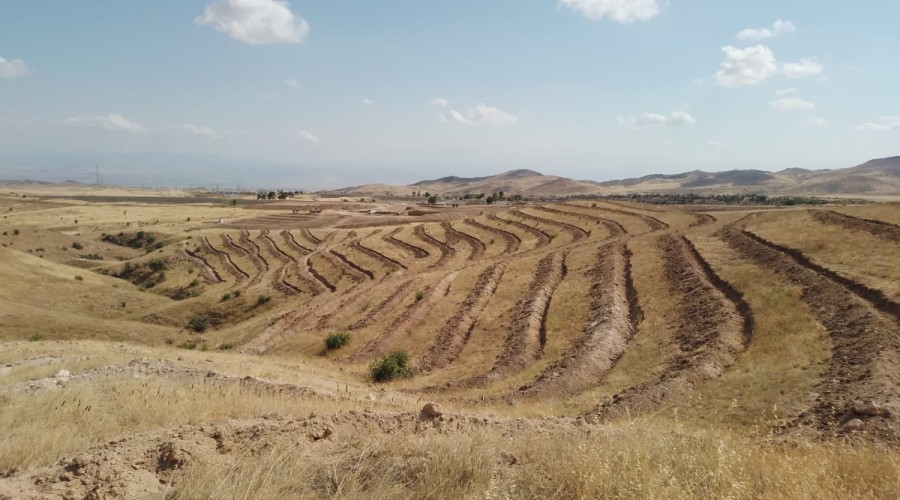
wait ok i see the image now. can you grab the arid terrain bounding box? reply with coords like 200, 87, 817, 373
1, 184, 899, 499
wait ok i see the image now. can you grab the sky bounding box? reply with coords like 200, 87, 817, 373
1, 0, 898, 188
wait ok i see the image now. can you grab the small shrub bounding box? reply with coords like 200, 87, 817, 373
233, 290, 241, 298
256, 295, 271, 307
177, 339, 201, 350
218, 343, 234, 351
187, 314, 210, 333
27, 334, 43, 342
189, 279, 200, 287
13, 229, 19, 236
325, 332, 351, 350
370, 350, 413, 382
221, 293, 232, 302
415, 291, 425, 302
71, 242, 84, 250
148, 259, 167, 272
74, 275, 84, 281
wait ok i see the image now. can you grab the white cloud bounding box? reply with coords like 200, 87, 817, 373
617, 111, 696, 129
295, 129, 320, 142
736, 19, 796, 41
715, 45, 778, 87
195, 0, 309, 45
558, 0, 663, 23
67, 114, 146, 134
283, 79, 302, 89
855, 116, 900, 131
774, 87, 798, 96
769, 96, 815, 111
362, 98, 375, 105
0, 57, 31, 78
782, 58, 824, 79
431, 97, 448, 107
178, 124, 220, 139
449, 103, 518, 127
809, 117, 828, 126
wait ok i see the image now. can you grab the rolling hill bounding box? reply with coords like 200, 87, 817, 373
336, 156, 900, 198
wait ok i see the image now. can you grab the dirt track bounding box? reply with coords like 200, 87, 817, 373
721, 228, 900, 439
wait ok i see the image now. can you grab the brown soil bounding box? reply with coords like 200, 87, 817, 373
463, 218, 521, 253
181, 248, 223, 284
300, 228, 323, 246
328, 249, 374, 280
350, 240, 408, 272
240, 231, 270, 272
382, 227, 429, 259
442, 222, 486, 261
537, 205, 628, 237
513, 209, 589, 242
413, 225, 456, 268
518, 243, 638, 398
592, 235, 750, 420
280, 230, 313, 255
688, 213, 717, 227
348, 279, 416, 330
488, 213, 552, 248
572, 204, 669, 232
259, 231, 303, 296
202, 236, 248, 282
418, 264, 507, 372
720, 228, 900, 440
306, 257, 337, 293
810, 209, 900, 242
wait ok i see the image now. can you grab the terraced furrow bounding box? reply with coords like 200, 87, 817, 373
222, 233, 250, 258
518, 243, 637, 397
348, 279, 416, 330
592, 235, 750, 420
488, 214, 551, 248
351, 271, 459, 360
418, 264, 507, 372
259, 231, 302, 296
182, 248, 224, 284
281, 230, 313, 255
443, 222, 487, 260
514, 209, 589, 241
328, 249, 374, 280
239, 230, 270, 272
738, 229, 900, 320
534, 205, 627, 238
301, 228, 323, 246
382, 227, 430, 259
463, 218, 521, 254
490, 252, 567, 376
306, 256, 337, 292
350, 240, 408, 272
689, 213, 717, 227
413, 225, 456, 267
810, 209, 900, 242
203, 236, 249, 282
720, 228, 900, 437
566, 203, 668, 232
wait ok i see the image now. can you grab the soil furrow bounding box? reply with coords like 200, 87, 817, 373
382, 227, 430, 259
349, 279, 416, 330
239, 230, 270, 272
592, 235, 750, 420
490, 252, 567, 376
182, 248, 224, 284
413, 225, 456, 267
738, 229, 900, 320
688, 213, 717, 227
300, 228, 322, 246
518, 243, 638, 397
567, 203, 668, 232
351, 271, 459, 360
442, 221, 487, 260
203, 237, 249, 282
281, 230, 313, 255
809, 209, 900, 242
488, 214, 551, 248
534, 205, 626, 238
350, 240, 408, 272
419, 264, 507, 372
329, 249, 374, 280
720, 228, 900, 438
463, 218, 521, 253
307, 257, 337, 292
514, 209, 589, 241
259, 231, 302, 296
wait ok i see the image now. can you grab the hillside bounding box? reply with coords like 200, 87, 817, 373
336, 156, 900, 198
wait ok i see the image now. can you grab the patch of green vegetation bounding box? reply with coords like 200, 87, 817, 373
324, 332, 351, 350
187, 314, 210, 333
370, 350, 413, 382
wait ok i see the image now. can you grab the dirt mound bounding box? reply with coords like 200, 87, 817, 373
592, 235, 750, 420
810, 209, 900, 242
413, 225, 456, 268
518, 243, 637, 397
280, 230, 313, 254
328, 249, 374, 280
351, 240, 408, 272
463, 218, 521, 253
488, 213, 551, 248
513, 209, 588, 242
442, 222, 486, 261
537, 205, 627, 237
721, 228, 900, 440
382, 227, 430, 259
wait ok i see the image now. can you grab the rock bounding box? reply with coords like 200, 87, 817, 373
421, 402, 442, 419
853, 400, 890, 417
311, 426, 333, 441
843, 419, 864, 432
55, 369, 71, 381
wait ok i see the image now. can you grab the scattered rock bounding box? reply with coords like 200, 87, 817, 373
421, 402, 442, 419
55, 369, 71, 381
853, 400, 890, 417
843, 419, 864, 432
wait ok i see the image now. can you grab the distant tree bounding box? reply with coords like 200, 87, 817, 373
485, 195, 496, 205
424, 192, 431, 198
498, 191, 505, 200
278, 191, 289, 200
266, 191, 277, 200
230, 199, 237, 207
427, 195, 439, 205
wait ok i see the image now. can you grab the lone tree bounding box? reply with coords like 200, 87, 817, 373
427, 195, 439, 205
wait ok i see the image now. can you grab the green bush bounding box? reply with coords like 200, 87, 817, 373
27, 334, 43, 342
13, 229, 20, 236
415, 291, 425, 302
177, 339, 202, 350
221, 293, 232, 302
71, 242, 84, 250
148, 259, 167, 272
370, 350, 413, 382
187, 314, 210, 333
256, 295, 271, 307
325, 332, 351, 350
217, 343, 234, 351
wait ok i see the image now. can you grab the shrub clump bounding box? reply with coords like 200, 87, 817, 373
187, 314, 210, 333
324, 332, 351, 350
256, 295, 272, 307
370, 350, 413, 382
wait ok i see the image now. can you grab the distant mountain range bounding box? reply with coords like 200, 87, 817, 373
337, 156, 900, 198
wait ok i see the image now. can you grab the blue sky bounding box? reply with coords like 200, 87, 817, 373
1, 0, 898, 187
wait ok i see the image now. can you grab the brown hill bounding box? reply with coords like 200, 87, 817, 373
335, 156, 900, 198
